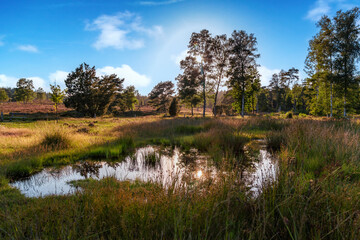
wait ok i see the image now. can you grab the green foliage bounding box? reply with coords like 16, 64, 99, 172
36, 87, 47, 101
0, 88, 9, 102
148, 81, 174, 112
14, 78, 34, 103
168, 97, 180, 117
49, 84, 65, 115
64, 63, 125, 116
117, 85, 138, 112
227, 30, 260, 117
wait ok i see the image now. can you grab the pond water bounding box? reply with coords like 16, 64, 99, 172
10, 144, 278, 198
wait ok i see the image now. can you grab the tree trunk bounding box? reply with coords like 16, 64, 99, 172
191, 104, 194, 116
344, 95, 346, 117
241, 91, 245, 117
330, 82, 333, 117
213, 72, 223, 117
203, 75, 206, 118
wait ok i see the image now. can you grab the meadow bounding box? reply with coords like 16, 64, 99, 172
0, 110, 359, 239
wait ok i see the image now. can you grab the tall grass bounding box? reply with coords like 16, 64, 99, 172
1, 117, 360, 239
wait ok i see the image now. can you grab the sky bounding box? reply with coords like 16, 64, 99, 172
0, 0, 359, 94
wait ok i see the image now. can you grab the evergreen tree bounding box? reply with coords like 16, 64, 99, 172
187, 29, 213, 117
49, 84, 65, 120
169, 97, 180, 117
36, 87, 47, 101
14, 78, 35, 103
177, 56, 202, 116
148, 81, 175, 113
64, 63, 124, 116
334, 8, 360, 117
227, 30, 260, 117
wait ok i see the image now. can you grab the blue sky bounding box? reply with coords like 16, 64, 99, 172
0, 0, 358, 94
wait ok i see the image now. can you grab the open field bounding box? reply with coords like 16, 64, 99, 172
0, 112, 359, 239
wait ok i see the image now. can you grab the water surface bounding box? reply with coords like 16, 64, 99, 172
11, 144, 277, 197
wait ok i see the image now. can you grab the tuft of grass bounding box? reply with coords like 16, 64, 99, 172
41, 130, 72, 150
266, 131, 284, 151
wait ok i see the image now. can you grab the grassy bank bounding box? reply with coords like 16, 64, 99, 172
0, 116, 359, 239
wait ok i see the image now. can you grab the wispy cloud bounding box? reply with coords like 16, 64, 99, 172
306, 0, 358, 21
86, 11, 163, 50
139, 0, 184, 6
17, 44, 39, 53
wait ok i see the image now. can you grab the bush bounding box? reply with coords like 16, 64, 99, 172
299, 113, 307, 118
168, 97, 180, 117
41, 131, 72, 150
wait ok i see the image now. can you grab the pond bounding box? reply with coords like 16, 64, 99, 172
10, 143, 278, 198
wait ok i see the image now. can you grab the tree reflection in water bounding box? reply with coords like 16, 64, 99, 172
73, 161, 102, 179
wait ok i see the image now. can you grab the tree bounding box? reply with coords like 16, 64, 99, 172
64, 63, 124, 116
148, 81, 175, 113
305, 15, 336, 117
187, 29, 213, 117
169, 97, 180, 117
280, 68, 299, 111
177, 55, 202, 116
246, 69, 261, 113
14, 78, 35, 103
49, 84, 65, 120
227, 30, 260, 117
269, 73, 282, 111
36, 87, 47, 101
210, 34, 230, 116
122, 86, 139, 111
0, 89, 9, 103
334, 7, 360, 117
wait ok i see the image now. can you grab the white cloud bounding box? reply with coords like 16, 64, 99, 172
86, 11, 163, 50
97, 65, 151, 88
306, 0, 359, 21
17, 44, 39, 53
49, 70, 69, 90
28, 77, 46, 90
258, 66, 280, 87
0, 74, 17, 88
139, 0, 184, 6
171, 49, 188, 65
0, 74, 46, 90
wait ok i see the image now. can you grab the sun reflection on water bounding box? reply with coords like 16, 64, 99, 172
195, 170, 203, 178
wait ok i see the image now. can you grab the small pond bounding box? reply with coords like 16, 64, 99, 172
11, 143, 278, 198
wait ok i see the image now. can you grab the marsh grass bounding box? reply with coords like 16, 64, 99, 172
1, 117, 360, 239
41, 130, 72, 150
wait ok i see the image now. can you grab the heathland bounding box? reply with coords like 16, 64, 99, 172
0, 104, 359, 239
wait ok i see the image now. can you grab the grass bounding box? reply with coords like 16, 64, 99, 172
0, 115, 360, 239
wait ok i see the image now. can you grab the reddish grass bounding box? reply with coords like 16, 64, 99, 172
0, 100, 70, 114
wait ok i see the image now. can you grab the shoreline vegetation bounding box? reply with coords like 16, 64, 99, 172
1, 113, 359, 239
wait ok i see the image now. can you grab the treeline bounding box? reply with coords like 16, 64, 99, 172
0, 79, 48, 103
166, 7, 360, 117
1, 8, 359, 118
